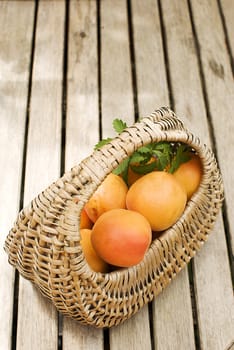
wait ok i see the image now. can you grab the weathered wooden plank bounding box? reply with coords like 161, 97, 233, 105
194, 215, 234, 350
63, 318, 103, 350
131, 0, 169, 115
152, 269, 195, 350
63, 0, 103, 348
132, 1, 196, 349
190, 0, 234, 255
65, 0, 99, 169
0, 2, 34, 350
162, 0, 234, 349
100, 0, 151, 348
109, 305, 151, 350
101, 0, 134, 136
160, 0, 208, 139
187, 1, 234, 348
16, 1, 65, 349
219, 0, 234, 59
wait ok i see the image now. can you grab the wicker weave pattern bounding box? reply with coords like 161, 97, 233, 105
4, 107, 224, 327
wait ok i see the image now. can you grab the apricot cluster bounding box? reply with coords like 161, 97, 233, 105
78, 154, 202, 273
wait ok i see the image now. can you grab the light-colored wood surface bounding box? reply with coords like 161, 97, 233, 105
194, 215, 234, 350
16, 1, 65, 349
63, 1, 103, 348
0, 2, 34, 349
65, 0, 99, 168
219, 0, 234, 59
131, 0, 169, 114
162, 1, 234, 349
100, 1, 152, 348
101, 0, 134, 135
190, 0, 234, 254
132, 1, 196, 349
1, 1, 233, 349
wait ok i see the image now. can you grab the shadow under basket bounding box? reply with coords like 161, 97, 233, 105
4, 107, 224, 328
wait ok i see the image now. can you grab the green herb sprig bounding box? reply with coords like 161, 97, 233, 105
95, 118, 192, 185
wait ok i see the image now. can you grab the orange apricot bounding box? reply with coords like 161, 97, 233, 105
91, 209, 152, 267
127, 166, 143, 187
173, 154, 202, 199
80, 229, 109, 273
126, 171, 187, 231
84, 173, 128, 223
80, 208, 93, 229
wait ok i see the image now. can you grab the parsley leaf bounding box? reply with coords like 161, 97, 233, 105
113, 157, 130, 184
169, 144, 191, 173
152, 142, 172, 171
93, 117, 193, 185
129, 152, 146, 164
113, 119, 128, 133
137, 145, 153, 154
95, 138, 113, 150
130, 161, 157, 174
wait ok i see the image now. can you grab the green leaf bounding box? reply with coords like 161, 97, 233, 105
113, 157, 130, 185
169, 144, 191, 173
129, 152, 146, 164
151, 142, 172, 171
130, 160, 157, 174
137, 145, 153, 154
153, 141, 171, 152
112, 119, 127, 133
94, 138, 113, 149
157, 154, 170, 171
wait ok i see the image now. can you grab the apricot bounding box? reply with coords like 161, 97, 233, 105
80, 208, 93, 229
80, 229, 109, 273
84, 173, 128, 223
127, 166, 143, 187
173, 154, 202, 199
91, 209, 152, 267
126, 171, 187, 231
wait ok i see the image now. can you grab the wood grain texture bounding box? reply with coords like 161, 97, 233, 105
131, 0, 169, 115
101, 0, 134, 137
100, 0, 151, 347
190, 0, 234, 254
63, 317, 103, 350
160, 0, 208, 140
132, 1, 195, 349
0, 2, 34, 349
65, 0, 99, 170
219, 0, 234, 59
63, 1, 103, 348
152, 269, 195, 350
109, 305, 151, 350
1, 0, 233, 348
16, 1, 65, 349
162, 0, 234, 348
194, 215, 234, 350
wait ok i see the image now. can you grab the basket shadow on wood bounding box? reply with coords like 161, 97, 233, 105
4, 107, 224, 328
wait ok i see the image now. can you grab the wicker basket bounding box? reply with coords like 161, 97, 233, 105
4, 107, 224, 328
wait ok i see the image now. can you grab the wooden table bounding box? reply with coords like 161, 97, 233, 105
1, 1, 233, 349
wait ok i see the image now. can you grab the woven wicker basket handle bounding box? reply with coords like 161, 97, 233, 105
53, 107, 187, 220
67, 107, 187, 204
